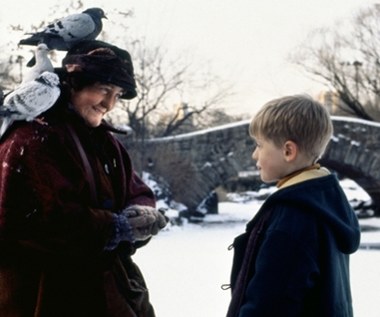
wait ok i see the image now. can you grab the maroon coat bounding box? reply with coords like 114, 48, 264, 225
0, 106, 156, 317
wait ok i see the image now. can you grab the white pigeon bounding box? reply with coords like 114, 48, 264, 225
0, 71, 61, 139
22, 43, 54, 84
19, 8, 107, 51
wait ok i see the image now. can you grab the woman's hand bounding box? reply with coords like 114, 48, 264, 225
122, 205, 168, 241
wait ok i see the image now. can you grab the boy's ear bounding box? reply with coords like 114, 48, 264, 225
283, 140, 298, 162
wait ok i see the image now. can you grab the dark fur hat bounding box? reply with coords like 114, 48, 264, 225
61, 40, 137, 99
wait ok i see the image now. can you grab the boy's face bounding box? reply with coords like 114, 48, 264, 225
252, 136, 290, 183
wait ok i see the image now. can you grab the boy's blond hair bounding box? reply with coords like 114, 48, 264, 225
249, 94, 333, 161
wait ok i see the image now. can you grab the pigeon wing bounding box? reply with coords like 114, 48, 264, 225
2, 75, 60, 121
45, 13, 96, 42
2, 84, 35, 120
0, 84, 34, 139
30, 83, 61, 118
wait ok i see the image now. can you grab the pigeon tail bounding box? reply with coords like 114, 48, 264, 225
19, 33, 70, 51
26, 56, 36, 67
0, 118, 14, 141
0, 108, 20, 117
0, 88, 4, 105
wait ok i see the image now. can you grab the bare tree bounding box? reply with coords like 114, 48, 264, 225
122, 39, 188, 138
196, 108, 246, 129
290, 4, 380, 121
100, 9, 233, 138
104, 35, 233, 138
154, 86, 233, 137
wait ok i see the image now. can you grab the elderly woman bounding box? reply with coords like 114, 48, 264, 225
0, 40, 167, 317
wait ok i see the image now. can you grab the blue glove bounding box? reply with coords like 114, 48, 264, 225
123, 205, 168, 239
105, 205, 168, 250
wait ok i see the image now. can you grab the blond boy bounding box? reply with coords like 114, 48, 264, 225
226, 95, 360, 317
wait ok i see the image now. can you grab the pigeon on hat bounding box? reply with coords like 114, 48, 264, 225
19, 8, 107, 50
19, 8, 107, 66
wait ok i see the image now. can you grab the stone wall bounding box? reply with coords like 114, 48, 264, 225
321, 117, 380, 213
140, 121, 254, 211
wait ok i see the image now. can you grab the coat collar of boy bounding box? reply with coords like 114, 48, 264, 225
277, 163, 330, 189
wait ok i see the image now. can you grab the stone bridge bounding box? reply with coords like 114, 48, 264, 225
121, 116, 380, 215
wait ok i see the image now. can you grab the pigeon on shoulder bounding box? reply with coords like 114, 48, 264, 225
19, 7, 107, 65
0, 71, 61, 139
22, 43, 54, 83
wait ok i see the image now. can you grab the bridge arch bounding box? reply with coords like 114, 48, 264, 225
320, 117, 380, 214
123, 117, 380, 215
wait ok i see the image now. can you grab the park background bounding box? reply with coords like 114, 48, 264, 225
1, 1, 380, 316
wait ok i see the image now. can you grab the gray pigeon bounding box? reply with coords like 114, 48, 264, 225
22, 43, 54, 83
0, 71, 61, 139
19, 7, 107, 66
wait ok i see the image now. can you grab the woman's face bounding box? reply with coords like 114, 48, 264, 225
70, 82, 124, 127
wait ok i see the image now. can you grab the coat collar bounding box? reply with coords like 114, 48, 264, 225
277, 164, 330, 189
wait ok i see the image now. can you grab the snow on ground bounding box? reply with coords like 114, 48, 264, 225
135, 181, 379, 317
135, 195, 262, 317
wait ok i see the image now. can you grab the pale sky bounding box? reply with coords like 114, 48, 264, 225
1, 0, 379, 115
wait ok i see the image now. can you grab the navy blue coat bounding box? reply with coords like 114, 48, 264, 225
228, 174, 361, 317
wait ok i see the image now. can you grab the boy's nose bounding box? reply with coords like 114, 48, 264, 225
252, 148, 258, 160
